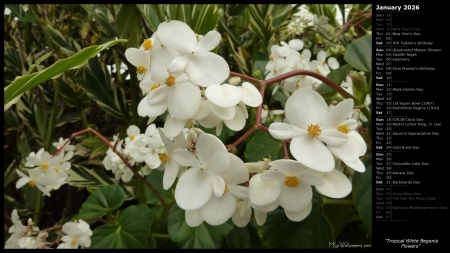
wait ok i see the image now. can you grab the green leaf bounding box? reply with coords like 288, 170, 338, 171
90, 204, 154, 249
352, 155, 372, 233
4, 39, 127, 109
315, 64, 353, 102
190, 5, 220, 35
344, 34, 372, 73
258, 204, 334, 248
67, 164, 116, 188
244, 131, 282, 162
116, 5, 142, 48
75, 58, 128, 121
225, 223, 265, 249
138, 4, 165, 32
76, 184, 126, 220
323, 202, 357, 239
167, 204, 234, 249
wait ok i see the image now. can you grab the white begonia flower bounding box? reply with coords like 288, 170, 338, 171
5, 210, 49, 249
157, 128, 186, 190
284, 201, 313, 222
191, 153, 249, 226
322, 99, 367, 172
24, 148, 45, 167
157, 20, 230, 87
138, 71, 201, 121
205, 83, 242, 108
316, 169, 352, 198
53, 137, 75, 152
57, 219, 92, 249
311, 50, 339, 76
173, 133, 230, 210
268, 88, 348, 172
125, 47, 151, 81
16, 168, 58, 197
261, 160, 324, 213
125, 125, 144, 144
197, 101, 248, 136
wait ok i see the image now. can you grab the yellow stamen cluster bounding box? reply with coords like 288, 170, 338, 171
40, 163, 48, 171
150, 83, 161, 91
284, 176, 300, 188
159, 153, 169, 164
143, 39, 153, 51
307, 124, 321, 138
273, 68, 278, 74
71, 239, 77, 245
130, 135, 135, 141
224, 184, 229, 193
269, 55, 274, 61
165, 74, 176, 87
28, 180, 36, 187
136, 65, 146, 74
338, 125, 350, 134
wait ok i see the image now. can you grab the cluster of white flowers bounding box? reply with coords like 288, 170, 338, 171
4, 209, 92, 249
15, 138, 75, 196
265, 38, 339, 93
125, 20, 262, 138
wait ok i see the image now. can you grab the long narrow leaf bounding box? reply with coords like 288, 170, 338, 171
4, 39, 127, 109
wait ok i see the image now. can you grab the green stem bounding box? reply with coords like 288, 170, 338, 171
322, 198, 354, 205
153, 233, 170, 239
35, 91, 59, 225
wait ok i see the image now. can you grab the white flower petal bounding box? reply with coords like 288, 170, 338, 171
146, 85, 169, 105
199, 193, 236, 226
344, 159, 366, 173
328, 136, 360, 162
241, 82, 262, 107
197, 112, 220, 128
284, 201, 312, 222
260, 170, 284, 182
205, 84, 242, 107
16, 177, 31, 189
163, 158, 179, 190
125, 48, 149, 68
167, 82, 201, 120
232, 201, 252, 227
157, 20, 197, 54
279, 181, 312, 212
186, 53, 230, 87
221, 154, 249, 185
207, 100, 236, 121
269, 159, 311, 176
254, 209, 267, 226
164, 115, 186, 138
298, 172, 324, 187
196, 134, 230, 173
268, 122, 307, 140
137, 98, 167, 117
227, 185, 249, 200
173, 149, 201, 168
185, 210, 204, 227
317, 50, 327, 62
285, 88, 329, 129
327, 57, 339, 70
192, 100, 210, 120
318, 128, 348, 147
150, 47, 179, 82
196, 31, 221, 52
250, 200, 279, 213
224, 106, 246, 131
248, 174, 281, 206
321, 99, 354, 127
316, 169, 352, 198
349, 131, 367, 156
208, 173, 226, 197
290, 136, 335, 172
167, 55, 191, 74
288, 39, 304, 51
175, 167, 212, 210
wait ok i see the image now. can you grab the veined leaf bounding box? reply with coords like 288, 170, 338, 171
344, 34, 372, 73
167, 204, 233, 249
76, 184, 126, 220
4, 39, 127, 109
90, 204, 154, 249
